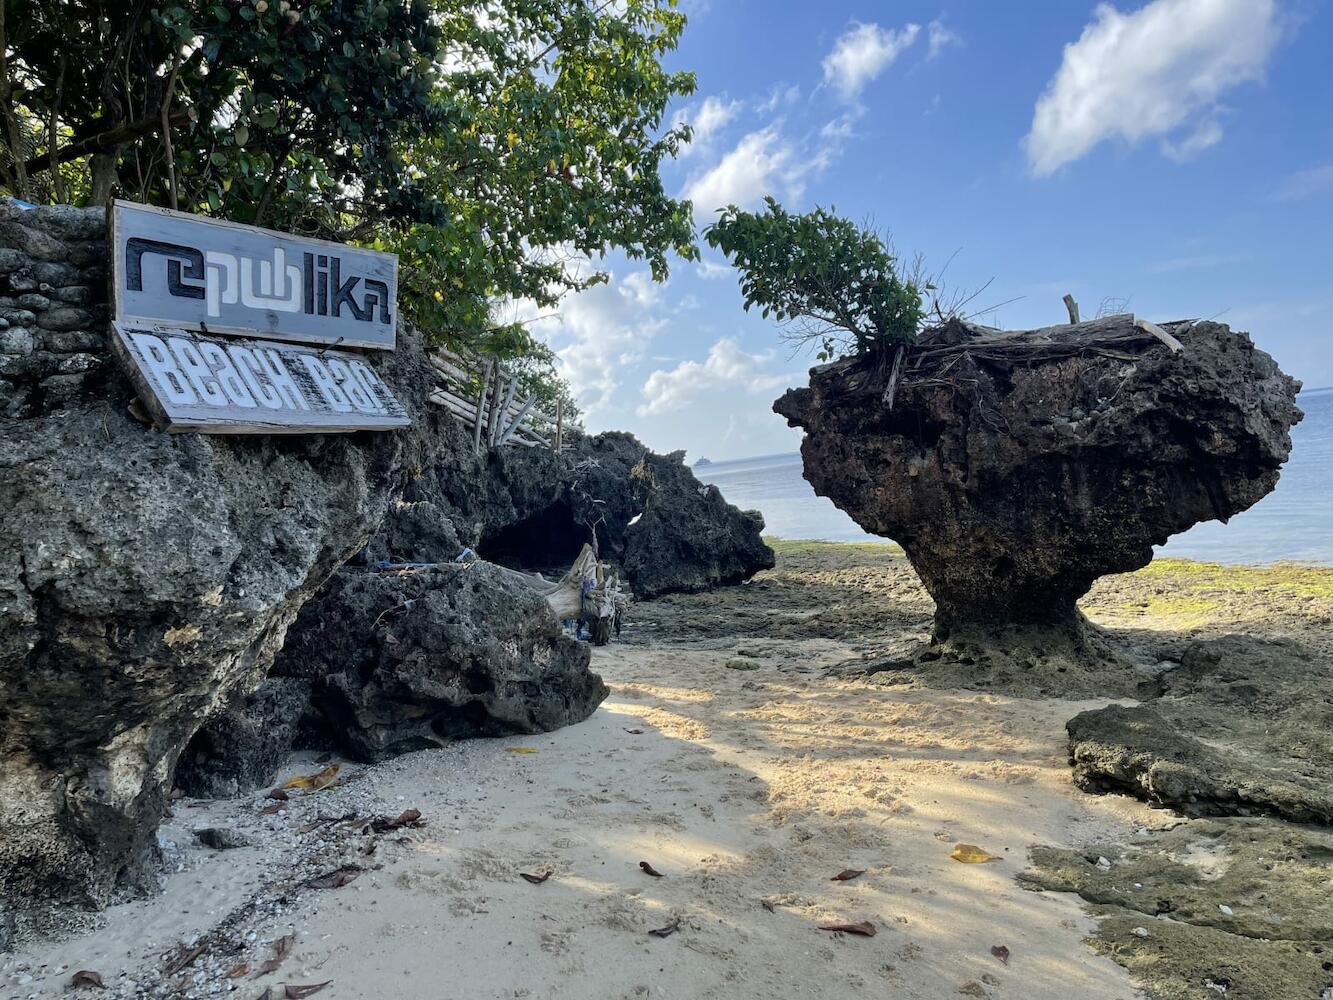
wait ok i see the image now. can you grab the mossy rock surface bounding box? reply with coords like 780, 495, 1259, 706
1022, 817, 1333, 1000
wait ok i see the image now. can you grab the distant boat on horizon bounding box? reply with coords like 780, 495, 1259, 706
693, 457, 713, 467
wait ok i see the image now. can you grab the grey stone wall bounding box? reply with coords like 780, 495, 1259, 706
0, 202, 111, 419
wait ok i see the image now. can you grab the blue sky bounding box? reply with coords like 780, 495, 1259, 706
530, 0, 1332, 461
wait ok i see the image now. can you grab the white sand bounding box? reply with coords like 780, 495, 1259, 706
4, 636, 1159, 1000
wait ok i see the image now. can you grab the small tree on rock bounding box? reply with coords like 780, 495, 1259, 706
703, 197, 925, 362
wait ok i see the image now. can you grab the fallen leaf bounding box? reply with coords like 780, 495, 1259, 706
622, 728, 644, 735
831, 869, 865, 881
306, 866, 361, 889
520, 870, 551, 884
369, 808, 423, 833
639, 861, 664, 877
266, 788, 289, 801
253, 933, 296, 977
225, 963, 250, 979
260, 801, 286, 816
950, 843, 1001, 864
282, 764, 340, 792
504, 747, 539, 754
990, 944, 1010, 965
818, 921, 876, 937
648, 918, 681, 938
69, 970, 106, 989
164, 941, 207, 975
284, 983, 332, 999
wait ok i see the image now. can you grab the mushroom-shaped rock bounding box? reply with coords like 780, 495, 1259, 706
774, 317, 1301, 645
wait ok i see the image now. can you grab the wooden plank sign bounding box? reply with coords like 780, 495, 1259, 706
110, 200, 398, 351
112, 323, 411, 434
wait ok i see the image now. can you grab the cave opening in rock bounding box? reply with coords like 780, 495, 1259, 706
478, 500, 590, 574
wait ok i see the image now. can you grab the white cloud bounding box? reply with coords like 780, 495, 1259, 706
822, 21, 921, 102
673, 95, 743, 159
927, 18, 962, 59
618, 270, 663, 309
1025, 0, 1282, 176
683, 126, 803, 219
758, 83, 801, 114
1161, 117, 1225, 162
1273, 164, 1333, 202
695, 257, 733, 280
638, 337, 791, 416
519, 268, 667, 416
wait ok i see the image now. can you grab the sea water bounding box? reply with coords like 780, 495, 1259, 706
696, 389, 1333, 566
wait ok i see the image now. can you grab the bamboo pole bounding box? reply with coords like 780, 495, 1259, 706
472, 360, 490, 453
498, 395, 538, 446
491, 377, 518, 447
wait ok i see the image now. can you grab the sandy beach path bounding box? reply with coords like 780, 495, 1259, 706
6, 633, 1161, 1000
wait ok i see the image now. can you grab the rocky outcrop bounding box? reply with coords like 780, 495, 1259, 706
0, 201, 769, 936
272, 562, 606, 761
399, 426, 773, 597
174, 679, 314, 799
1066, 635, 1333, 822
621, 450, 774, 597
0, 203, 428, 932
774, 318, 1301, 642
1021, 817, 1333, 1000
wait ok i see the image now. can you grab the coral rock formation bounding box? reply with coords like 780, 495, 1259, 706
1066, 635, 1333, 823
774, 317, 1301, 643
273, 563, 607, 761
0, 204, 426, 930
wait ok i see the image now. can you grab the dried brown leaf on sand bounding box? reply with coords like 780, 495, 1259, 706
282, 764, 340, 792
818, 921, 877, 937
648, 918, 682, 938
639, 861, 665, 877
623, 728, 644, 735
253, 933, 296, 977
164, 941, 208, 975
284, 983, 332, 999
260, 801, 286, 816
520, 870, 551, 884
369, 808, 423, 833
225, 963, 250, 979
306, 866, 361, 890
266, 788, 289, 801
990, 944, 1010, 965
830, 869, 865, 881
950, 843, 1001, 864
69, 970, 106, 989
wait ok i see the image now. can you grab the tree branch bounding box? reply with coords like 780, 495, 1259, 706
23, 109, 189, 175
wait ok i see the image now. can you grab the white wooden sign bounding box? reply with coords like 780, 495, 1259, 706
110, 200, 398, 351
112, 323, 411, 434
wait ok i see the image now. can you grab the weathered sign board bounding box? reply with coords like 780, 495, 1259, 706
109, 201, 410, 434
112, 322, 410, 434
110, 200, 397, 351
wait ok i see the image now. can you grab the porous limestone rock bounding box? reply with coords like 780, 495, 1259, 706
0, 203, 427, 934
1066, 635, 1333, 822
774, 317, 1301, 644
272, 562, 607, 761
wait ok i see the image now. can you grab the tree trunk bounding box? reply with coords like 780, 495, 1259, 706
89, 150, 122, 206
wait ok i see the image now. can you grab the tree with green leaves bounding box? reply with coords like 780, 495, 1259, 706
703, 197, 926, 362
0, 0, 700, 415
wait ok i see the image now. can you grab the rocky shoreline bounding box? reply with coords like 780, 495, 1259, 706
0, 203, 773, 942
3, 541, 1328, 999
